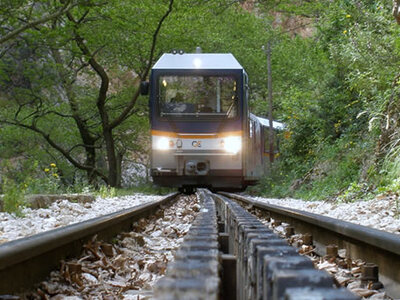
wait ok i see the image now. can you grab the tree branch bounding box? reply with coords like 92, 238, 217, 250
0, 0, 76, 45
66, 12, 109, 118
109, 0, 174, 129
0, 119, 108, 182
68, 143, 102, 153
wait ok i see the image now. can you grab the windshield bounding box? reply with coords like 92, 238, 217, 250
158, 75, 238, 118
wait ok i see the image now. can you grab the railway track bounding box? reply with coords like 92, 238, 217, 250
1, 190, 399, 299
0, 192, 179, 295
220, 192, 400, 299
154, 190, 360, 300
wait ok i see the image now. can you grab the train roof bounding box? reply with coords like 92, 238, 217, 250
251, 114, 285, 130
152, 53, 244, 70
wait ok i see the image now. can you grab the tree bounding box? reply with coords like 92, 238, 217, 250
1, 0, 174, 187
1, 0, 267, 187
393, 0, 400, 24
0, 0, 85, 46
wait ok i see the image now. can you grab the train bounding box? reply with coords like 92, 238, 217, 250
141, 51, 282, 193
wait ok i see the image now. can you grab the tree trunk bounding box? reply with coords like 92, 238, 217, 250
116, 151, 123, 188
52, 48, 101, 185
393, 0, 400, 24
86, 150, 98, 186
67, 2, 175, 188
103, 127, 118, 187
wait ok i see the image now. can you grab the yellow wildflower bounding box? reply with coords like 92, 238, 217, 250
44, 168, 50, 172
284, 131, 292, 139
50, 163, 56, 168
346, 14, 351, 18
343, 30, 347, 34
53, 173, 59, 178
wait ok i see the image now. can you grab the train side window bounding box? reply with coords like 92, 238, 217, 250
249, 120, 253, 138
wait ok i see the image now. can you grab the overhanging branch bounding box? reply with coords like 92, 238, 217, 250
0, 119, 108, 183
0, 0, 76, 45
109, 0, 174, 129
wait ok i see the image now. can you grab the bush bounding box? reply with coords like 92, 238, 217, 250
24, 163, 61, 194
2, 178, 27, 216
97, 185, 117, 198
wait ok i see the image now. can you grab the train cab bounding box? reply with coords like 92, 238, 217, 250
147, 52, 264, 192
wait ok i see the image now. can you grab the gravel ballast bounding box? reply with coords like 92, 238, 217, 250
0, 194, 164, 244
1, 193, 399, 245
250, 194, 400, 235
21, 194, 200, 299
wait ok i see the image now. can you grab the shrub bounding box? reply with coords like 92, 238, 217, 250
97, 185, 117, 198
2, 178, 27, 216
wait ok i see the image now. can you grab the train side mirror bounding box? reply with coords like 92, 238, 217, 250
140, 81, 149, 95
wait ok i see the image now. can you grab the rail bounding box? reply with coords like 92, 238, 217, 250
155, 190, 358, 299
220, 192, 400, 298
0, 192, 178, 294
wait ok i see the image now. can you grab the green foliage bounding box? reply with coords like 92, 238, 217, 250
247, 161, 294, 198
0, 0, 268, 188
1, 178, 27, 216
337, 182, 373, 203
249, 0, 400, 202
24, 163, 61, 194
97, 185, 117, 198
1, 0, 400, 201
375, 178, 400, 218
254, 134, 371, 201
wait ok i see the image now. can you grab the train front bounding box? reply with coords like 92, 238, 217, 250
149, 53, 247, 192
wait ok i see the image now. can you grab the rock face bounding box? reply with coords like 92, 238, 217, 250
272, 12, 315, 38
0, 194, 95, 211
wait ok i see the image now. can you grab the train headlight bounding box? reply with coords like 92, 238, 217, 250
223, 136, 242, 154
156, 137, 170, 150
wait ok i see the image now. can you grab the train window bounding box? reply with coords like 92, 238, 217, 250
158, 75, 238, 118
